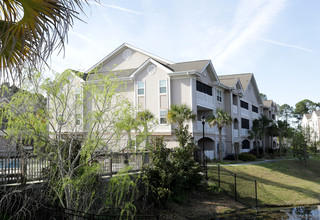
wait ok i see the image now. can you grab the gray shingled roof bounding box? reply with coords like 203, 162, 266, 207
263, 100, 273, 107
219, 73, 253, 90
87, 68, 136, 80
314, 111, 320, 117
305, 113, 312, 119
168, 60, 210, 73
218, 75, 239, 87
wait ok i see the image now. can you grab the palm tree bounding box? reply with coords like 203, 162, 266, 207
277, 120, 290, 156
258, 115, 272, 154
137, 110, 155, 149
208, 108, 232, 162
248, 119, 262, 157
167, 104, 196, 129
0, 0, 91, 82
267, 123, 278, 155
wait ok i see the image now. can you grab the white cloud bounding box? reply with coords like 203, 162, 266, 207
88, 1, 142, 15
212, 0, 287, 68
69, 31, 97, 46
257, 38, 315, 53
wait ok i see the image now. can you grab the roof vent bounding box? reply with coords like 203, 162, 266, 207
122, 49, 132, 60
147, 64, 156, 75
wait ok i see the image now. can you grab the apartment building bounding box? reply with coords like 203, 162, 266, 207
78, 43, 277, 159
301, 111, 320, 143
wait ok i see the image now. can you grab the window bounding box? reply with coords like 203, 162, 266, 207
240, 100, 249, 109
217, 90, 222, 102
252, 105, 259, 113
75, 114, 81, 125
196, 81, 212, 96
159, 80, 167, 94
242, 140, 250, 149
160, 110, 167, 124
137, 81, 145, 95
241, 118, 249, 129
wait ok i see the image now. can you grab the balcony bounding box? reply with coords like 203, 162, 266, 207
241, 108, 249, 117
241, 129, 248, 136
196, 91, 214, 109
196, 121, 215, 134
233, 105, 238, 114
233, 129, 239, 138
252, 111, 260, 120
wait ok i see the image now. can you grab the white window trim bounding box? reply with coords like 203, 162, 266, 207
159, 79, 167, 94
159, 110, 168, 125
217, 89, 222, 103
137, 81, 145, 96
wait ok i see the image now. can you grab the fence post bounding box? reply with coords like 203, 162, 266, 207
124, 153, 129, 166
255, 180, 258, 208
21, 156, 27, 185
109, 153, 113, 177
218, 164, 220, 188
234, 174, 237, 201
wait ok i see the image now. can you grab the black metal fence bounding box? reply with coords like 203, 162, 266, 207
210, 164, 258, 208
0, 152, 150, 185
209, 164, 291, 208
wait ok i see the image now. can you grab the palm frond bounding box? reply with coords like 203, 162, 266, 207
0, 0, 93, 83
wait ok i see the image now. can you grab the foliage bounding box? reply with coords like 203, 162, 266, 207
208, 108, 232, 162
294, 99, 319, 120
167, 104, 196, 130
143, 136, 202, 206
259, 93, 268, 101
248, 148, 264, 158
0, 70, 132, 213
238, 153, 256, 161
0, 0, 96, 82
257, 115, 272, 154
142, 137, 173, 206
248, 119, 263, 157
279, 104, 294, 122
292, 130, 308, 167
136, 110, 156, 149
105, 166, 140, 219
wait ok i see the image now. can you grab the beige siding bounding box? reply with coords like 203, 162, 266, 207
171, 78, 191, 105
100, 49, 149, 72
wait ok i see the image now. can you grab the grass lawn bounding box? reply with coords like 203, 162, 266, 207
208, 158, 320, 207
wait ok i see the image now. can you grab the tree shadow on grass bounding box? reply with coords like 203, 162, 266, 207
208, 161, 320, 207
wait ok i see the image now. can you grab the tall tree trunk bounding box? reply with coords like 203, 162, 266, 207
144, 125, 149, 149
219, 128, 223, 162
255, 136, 259, 157
278, 132, 282, 157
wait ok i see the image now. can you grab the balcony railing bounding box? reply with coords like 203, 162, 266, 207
196, 91, 214, 108
241, 108, 249, 116
241, 129, 248, 136
233, 105, 238, 114
196, 121, 215, 134
233, 129, 239, 138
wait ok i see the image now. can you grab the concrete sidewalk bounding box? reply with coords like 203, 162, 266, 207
207, 158, 297, 167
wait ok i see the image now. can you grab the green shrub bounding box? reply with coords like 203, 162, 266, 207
238, 152, 256, 161
142, 134, 202, 206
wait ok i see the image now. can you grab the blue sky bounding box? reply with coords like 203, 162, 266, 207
49, 0, 320, 108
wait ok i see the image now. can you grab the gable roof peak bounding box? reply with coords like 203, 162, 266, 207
86, 43, 174, 73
